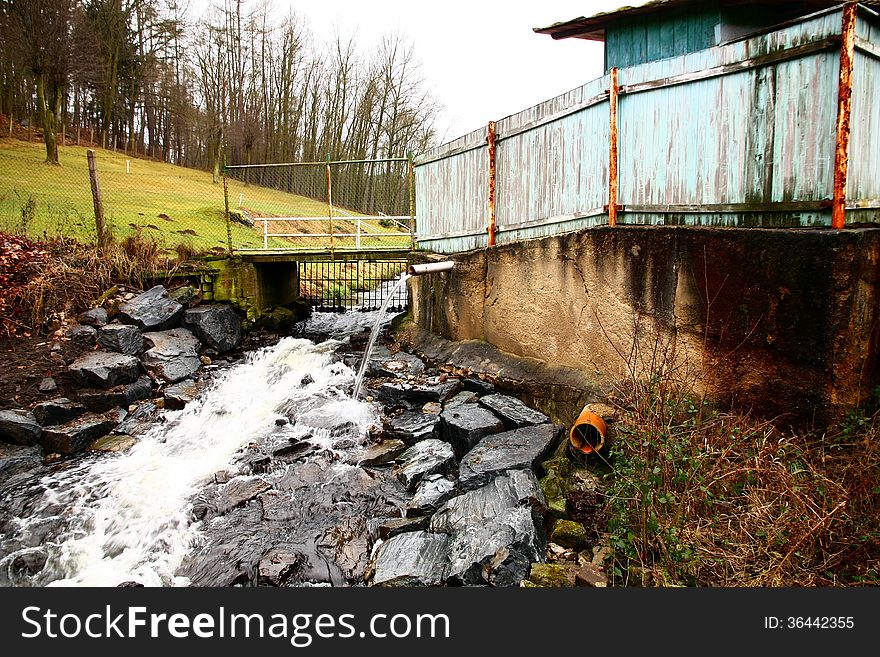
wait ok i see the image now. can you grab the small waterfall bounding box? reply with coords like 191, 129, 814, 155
352, 273, 411, 400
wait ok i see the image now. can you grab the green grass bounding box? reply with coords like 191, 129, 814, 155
0, 139, 411, 253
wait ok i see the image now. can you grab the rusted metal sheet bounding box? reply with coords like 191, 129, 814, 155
487, 121, 497, 246
847, 8, 880, 213
608, 68, 619, 226
833, 3, 858, 229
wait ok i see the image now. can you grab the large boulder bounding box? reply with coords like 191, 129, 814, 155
97, 323, 144, 355
393, 439, 455, 491
163, 378, 200, 410
32, 398, 87, 427
41, 410, 123, 454
77, 376, 153, 413
371, 531, 451, 587
377, 380, 461, 406
182, 305, 242, 353
440, 404, 504, 458
458, 424, 563, 490
479, 393, 550, 429
141, 328, 201, 383
68, 352, 141, 389
406, 474, 456, 517
117, 285, 183, 331
77, 308, 108, 327
384, 411, 441, 445
0, 410, 42, 446
0, 442, 44, 479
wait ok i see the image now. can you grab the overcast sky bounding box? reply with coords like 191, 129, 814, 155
192, 1, 630, 143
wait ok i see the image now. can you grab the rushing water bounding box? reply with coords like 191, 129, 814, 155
0, 319, 408, 587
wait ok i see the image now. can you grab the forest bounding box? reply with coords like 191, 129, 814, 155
0, 0, 440, 179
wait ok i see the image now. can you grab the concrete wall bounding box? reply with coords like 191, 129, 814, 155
407, 226, 880, 427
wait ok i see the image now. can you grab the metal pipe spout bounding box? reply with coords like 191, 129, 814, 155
407, 261, 455, 276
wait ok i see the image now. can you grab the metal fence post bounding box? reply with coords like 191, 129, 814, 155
87, 149, 108, 250
487, 121, 497, 246
408, 151, 416, 251
833, 2, 857, 230
608, 67, 620, 227
325, 154, 335, 253
356, 218, 362, 250
222, 162, 234, 255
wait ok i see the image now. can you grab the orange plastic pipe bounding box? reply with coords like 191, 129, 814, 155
569, 407, 608, 455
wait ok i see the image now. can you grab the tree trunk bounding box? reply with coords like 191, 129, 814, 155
36, 72, 60, 164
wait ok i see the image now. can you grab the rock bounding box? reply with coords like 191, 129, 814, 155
65, 324, 97, 349
77, 308, 108, 327
377, 516, 429, 540
0, 409, 42, 446
371, 531, 451, 587
40, 411, 122, 454
574, 564, 608, 587
440, 405, 505, 458
458, 424, 563, 490
369, 352, 426, 378
113, 401, 157, 438
141, 328, 201, 383
169, 285, 199, 306
77, 376, 153, 413
182, 305, 242, 353
164, 378, 200, 409
258, 544, 345, 587
89, 435, 136, 452
384, 411, 441, 445
479, 393, 549, 429
462, 377, 495, 395
32, 398, 87, 426
259, 306, 296, 331
38, 378, 57, 393
118, 285, 184, 331
393, 439, 455, 491
444, 390, 479, 410
406, 475, 456, 517
549, 519, 588, 549
68, 352, 141, 389
357, 439, 407, 466
421, 402, 442, 415
199, 356, 212, 366
377, 380, 461, 407
0, 442, 44, 479
217, 477, 271, 514
527, 563, 574, 587
97, 323, 144, 355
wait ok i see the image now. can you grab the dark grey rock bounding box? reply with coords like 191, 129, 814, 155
118, 285, 184, 331
444, 390, 479, 410
169, 285, 199, 306
141, 328, 201, 383
0, 442, 44, 479
371, 531, 451, 587
377, 516, 429, 540
41, 411, 122, 454
458, 424, 563, 490
356, 439, 407, 466
440, 404, 504, 458
406, 474, 456, 517
164, 378, 199, 409
77, 308, 108, 327
479, 393, 549, 429
38, 378, 57, 393
376, 380, 461, 406
68, 351, 141, 389
385, 411, 440, 445
462, 377, 495, 395
393, 439, 455, 491
258, 544, 345, 587
32, 398, 87, 427
182, 305, 242, 353
114, 401, 158, 438
65, 324, 97, 349
97, 323, 144, 355
77, 376, 153, 413
369, 352, 426, 378
217, 477, 271, 514
0, 409, 42, 446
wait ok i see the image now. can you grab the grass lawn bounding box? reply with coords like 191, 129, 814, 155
0, 139, 411, 253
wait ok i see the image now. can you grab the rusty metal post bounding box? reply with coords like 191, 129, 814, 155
833, 3, 857, 230
608, 68, 620, 227
487, 121, 497, 246
326, 154, 335, 252
222, 164, 234, 255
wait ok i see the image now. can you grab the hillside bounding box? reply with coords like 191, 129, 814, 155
0, 139, 410, 253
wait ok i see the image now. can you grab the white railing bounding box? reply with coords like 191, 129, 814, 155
248, 216, 412, 250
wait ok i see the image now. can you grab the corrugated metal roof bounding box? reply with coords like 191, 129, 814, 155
533, 0, 874, 41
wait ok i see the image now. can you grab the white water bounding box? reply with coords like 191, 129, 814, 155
352, 274, 411, 400
2, 337, 380, 587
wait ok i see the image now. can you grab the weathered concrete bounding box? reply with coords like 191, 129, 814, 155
405, 226, 880, 427
203, 257, 302, 321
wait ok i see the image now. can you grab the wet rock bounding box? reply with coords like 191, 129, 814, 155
444, 390, 479, 410
169, 285, 199, 306
113, 402, 156, 438
68, 351, 141, 389
369, 352, 426, 378
357, 439, 407, 466
574, 564, 608, 587
217, 477, 271, 514
549, 519, 588, 549
479, 393, 549, 429
40, 411, 121, 454
377, 516, 429, 540
0, 409, 42, 446
393, 439, 455, 491
258, 543, 345, 587
77, 376, 153, 413
462, 377, 495, 395
371, 531, 451, 587
164, 378, 200, 409
377, 380, 461, 407
422, 402, 442, 415
259, 306, 296, 331
38, 378, 57, 393
440, 405, 504, 458
385, 411, 441, 445
97, 323, 144, 355
6, 549, 48, 582
77, 308, 108, 327
260, 490, 297, 522
183, 304, 242, 352
32, 398, 87, 427
406, 474, 456, 517
0, 442, 44, 479
118, 285, 184, 331
141, 328, 201, 383
65, 324, 97, 349
89, 435, 136, 452
458, 424, 563, 490
527, 563, 573, 587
